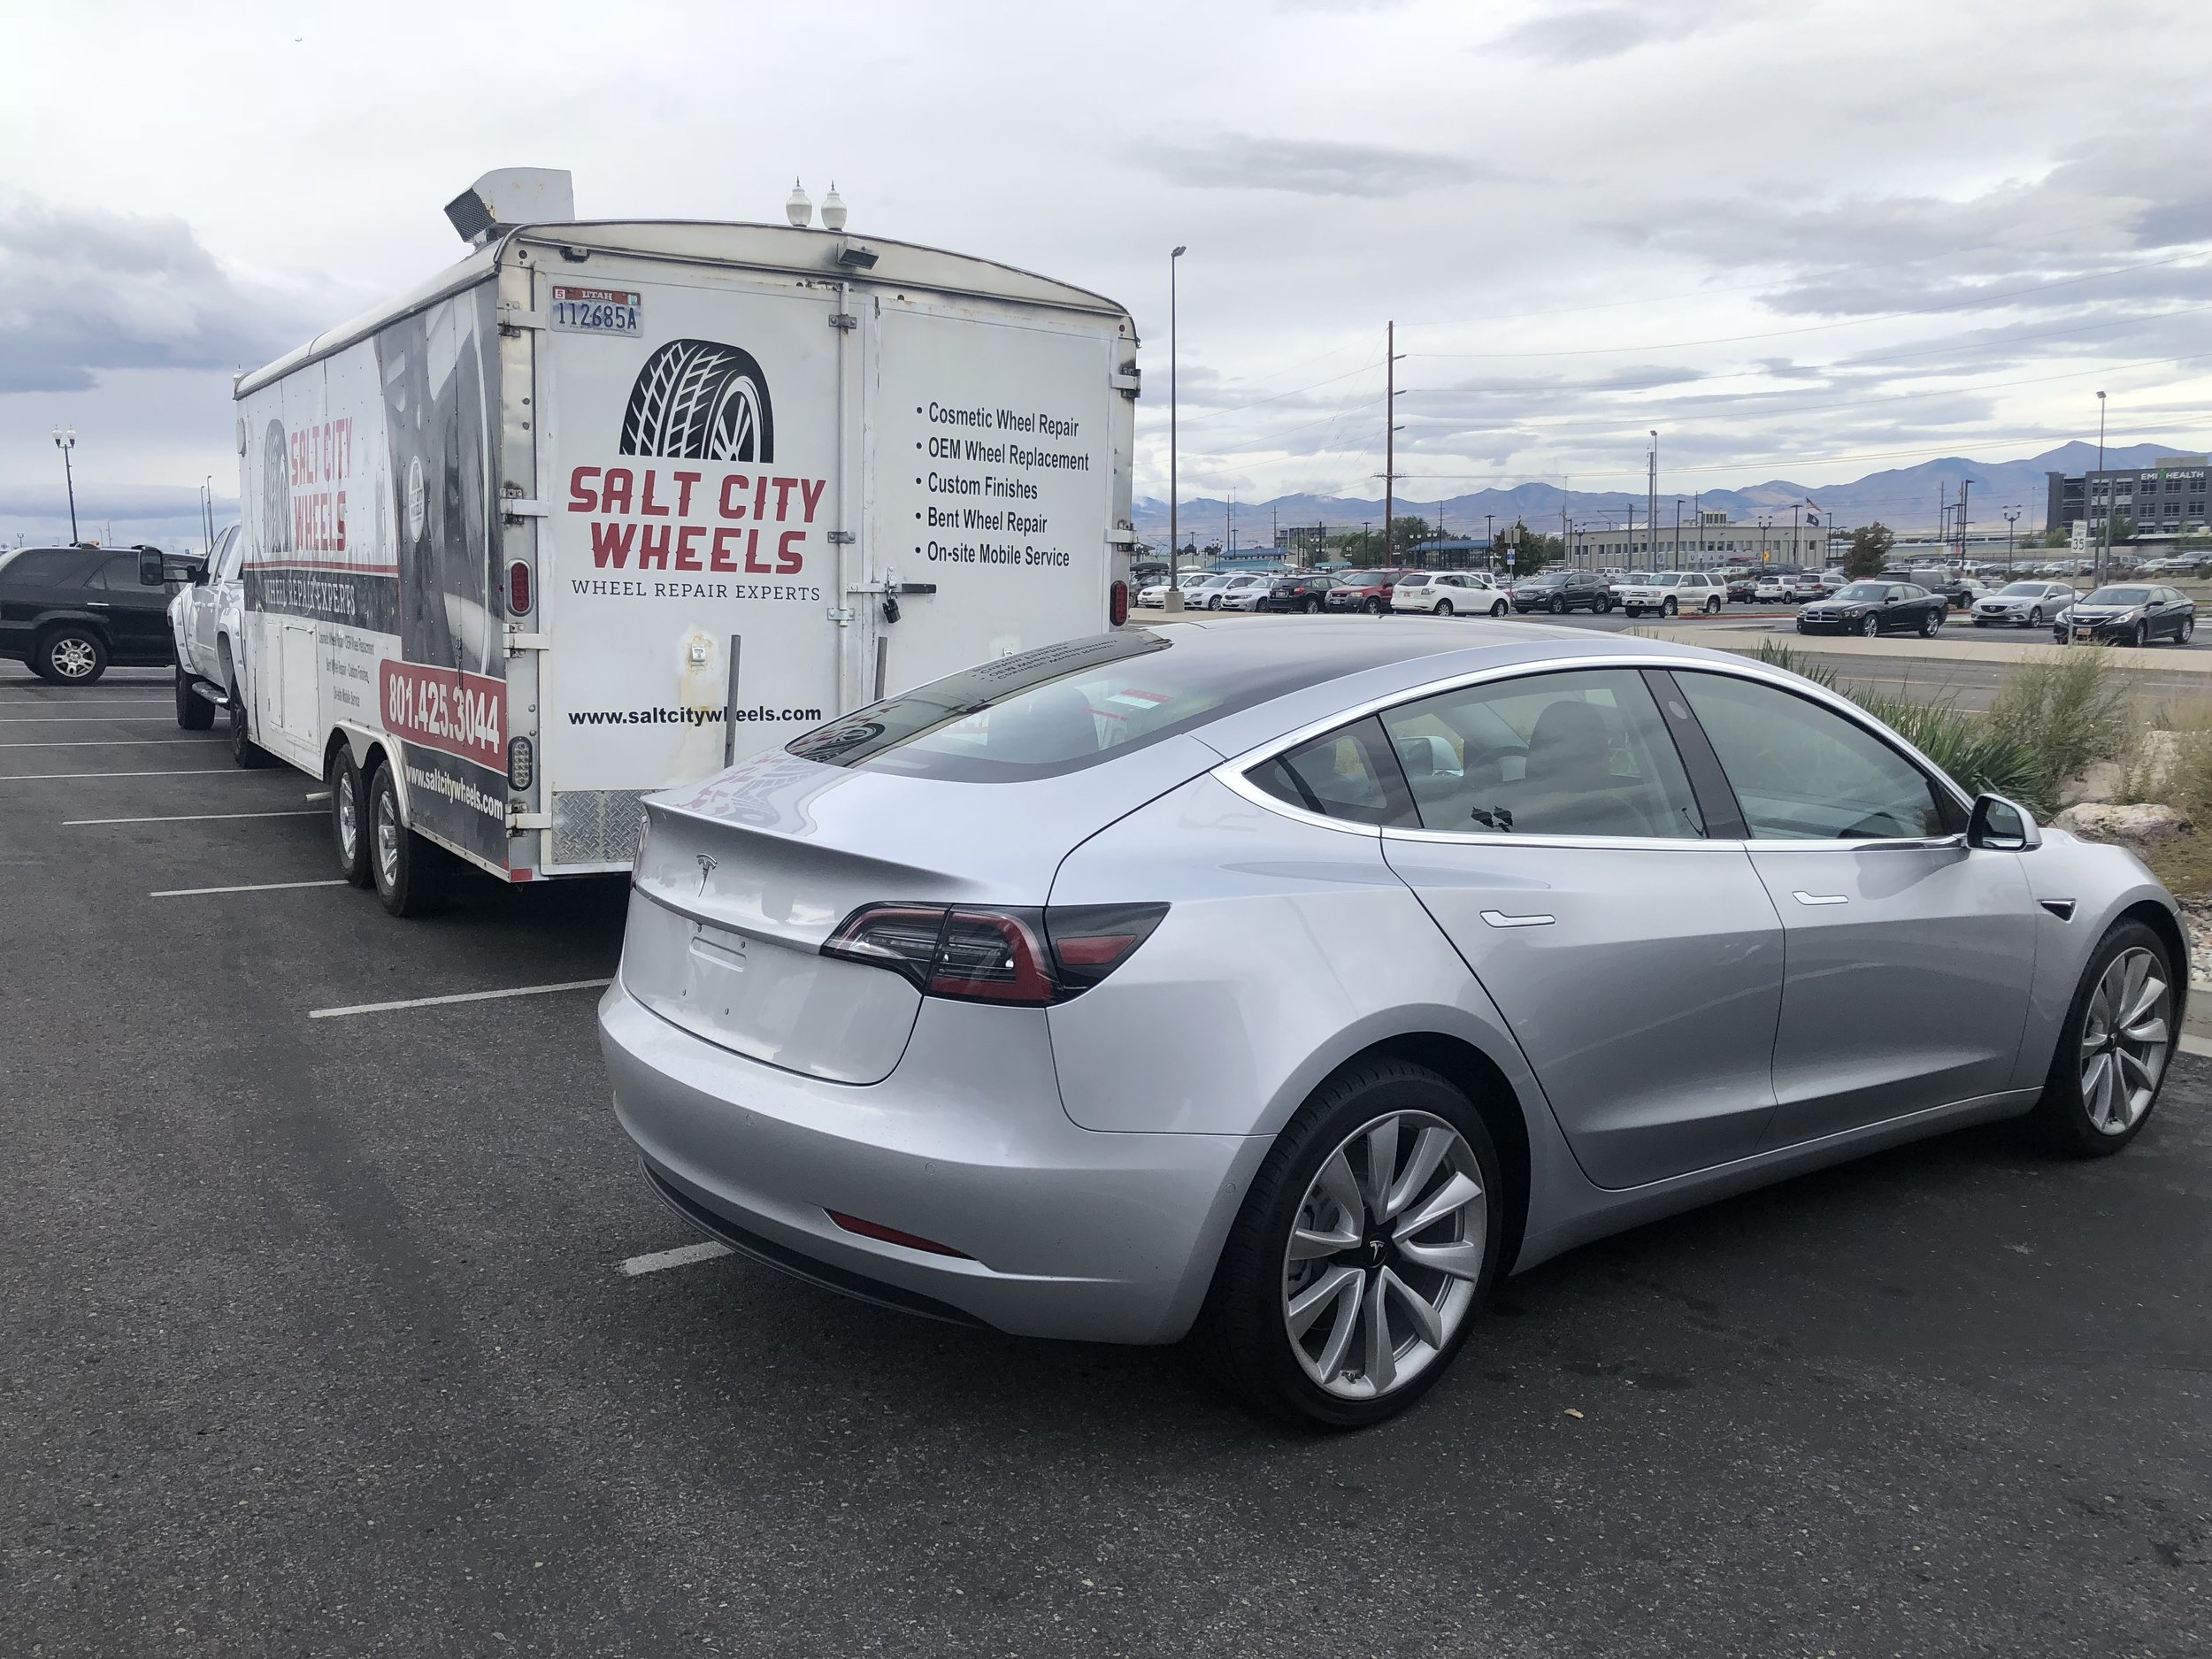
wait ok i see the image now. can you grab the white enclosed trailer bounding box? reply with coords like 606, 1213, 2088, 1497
229, 171, 1140, 911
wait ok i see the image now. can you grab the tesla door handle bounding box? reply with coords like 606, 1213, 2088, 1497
1792, 890, 1849, 906
1479, 909, 1555, 928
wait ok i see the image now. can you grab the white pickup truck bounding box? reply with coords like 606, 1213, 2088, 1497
167, 523, 260, 757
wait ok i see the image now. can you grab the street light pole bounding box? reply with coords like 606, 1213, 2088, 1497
2095, 389, 2108, 587
51, 426, 79, 543
1647, 431, 1657, 572
1165, 246, 1187, 612
2003, 506, 2020, 573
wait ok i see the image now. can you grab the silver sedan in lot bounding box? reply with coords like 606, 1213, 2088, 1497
601, 619, 2185, 1428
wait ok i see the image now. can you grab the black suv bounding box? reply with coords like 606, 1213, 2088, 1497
1510, 569, 1612, 614
1256, 571, 1337, 613
0, 544, 180, 683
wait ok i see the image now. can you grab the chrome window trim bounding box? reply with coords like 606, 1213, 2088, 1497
1207, 650, 1973, 849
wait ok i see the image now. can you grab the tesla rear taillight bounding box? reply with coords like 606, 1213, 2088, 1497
508, 559, 533, 616
823, 902, 1168, 1003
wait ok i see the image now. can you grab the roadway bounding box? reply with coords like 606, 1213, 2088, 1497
1, 665, 2207, 1657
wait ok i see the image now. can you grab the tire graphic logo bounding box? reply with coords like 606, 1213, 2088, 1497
261, 419, 291, 554
619, 339, 774, 463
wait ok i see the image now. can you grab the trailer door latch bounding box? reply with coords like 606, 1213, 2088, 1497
498, 306, 547, 335
500, 499, 548, 521
504, 632, 550, 653
828, 312, 858, 331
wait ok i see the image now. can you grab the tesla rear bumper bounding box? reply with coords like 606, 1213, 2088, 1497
599, 982, 1265, 1345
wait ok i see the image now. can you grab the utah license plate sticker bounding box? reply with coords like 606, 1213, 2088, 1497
549, 285, 641, 335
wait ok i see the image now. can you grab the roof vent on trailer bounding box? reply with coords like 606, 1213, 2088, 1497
444, 168, 576, 246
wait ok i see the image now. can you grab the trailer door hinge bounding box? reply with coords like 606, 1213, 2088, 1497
504, 632, 550, 652
826, 605, 856, 625
506, 810, 551, 832
828, 311, 859, 331
498, 305, 548, 334
1111, 369, 1141, 396
826, 530, 856, 544
501, 498, 548, 520
1106, 528, 1139, 547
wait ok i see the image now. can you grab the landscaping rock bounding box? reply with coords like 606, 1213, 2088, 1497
2058, 760, 2127, 808
2052, 802, 2192, 853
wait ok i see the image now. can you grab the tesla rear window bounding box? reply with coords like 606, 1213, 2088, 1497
786, 630, 1379, 782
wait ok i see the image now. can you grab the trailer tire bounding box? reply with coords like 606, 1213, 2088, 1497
331, 748, 373, 888
366, 761, 449, 918
619, 340, 774, 463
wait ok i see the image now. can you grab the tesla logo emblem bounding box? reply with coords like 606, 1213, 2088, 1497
1361, 1238, 1387, 1268
695, 852, 718, 893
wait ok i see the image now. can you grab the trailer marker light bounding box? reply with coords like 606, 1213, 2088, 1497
1110, 580, 1130, 627
508, 560, 533, 616
506, 735, 534, 791
826, 1210, 970, 1258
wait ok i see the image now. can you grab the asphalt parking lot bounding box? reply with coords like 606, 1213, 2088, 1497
4, 667, 2209, 1657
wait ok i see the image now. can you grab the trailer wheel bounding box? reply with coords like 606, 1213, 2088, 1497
331, 748, 373, 888
366, 762, 449, 918
619, 339, 775, 463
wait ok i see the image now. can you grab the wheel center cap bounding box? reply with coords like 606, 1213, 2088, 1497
1360, 1234, 1389, 1269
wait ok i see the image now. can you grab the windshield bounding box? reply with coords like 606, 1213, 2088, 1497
2085, 587, 2153, 605
789, 630, 1390, 781
1998, 582, 2047, 596
1336, 571, 1380, 586
1519, 572, 1563, 586
1834, 583, 1891, 602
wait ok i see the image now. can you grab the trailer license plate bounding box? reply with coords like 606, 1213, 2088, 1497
549, 286, 641, 335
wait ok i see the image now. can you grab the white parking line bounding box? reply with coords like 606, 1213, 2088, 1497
618, 1241, 733, 1277
307, 978, 613, 1019
0, 716, 180, 723
0, 697, 169, 706
0, 738, 224, 748
67, 810, 323, 826
0, 768, 244, 781
152, 879, 348, 897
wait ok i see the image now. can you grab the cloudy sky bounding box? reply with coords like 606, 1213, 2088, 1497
3, 0, 2208, 543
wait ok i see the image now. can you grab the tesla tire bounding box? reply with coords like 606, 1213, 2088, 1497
2028, 921, 2174, 1157
1192, 1057, 1503, 1430
331, 747, 373, 888
174, 663, 214, 730
367, 760, 450, 918
34, 626, 106, 685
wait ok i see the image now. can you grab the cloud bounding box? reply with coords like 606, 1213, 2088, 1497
1132, 134, 1479, 198
1489, 3, 1742, 64
0, 199, 310, 394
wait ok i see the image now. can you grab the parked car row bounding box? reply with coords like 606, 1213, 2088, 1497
0, 542, 183, 683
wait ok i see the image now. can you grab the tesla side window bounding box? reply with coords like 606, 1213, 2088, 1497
1675, 672, 1948, 841
1248, 717, 1417, 827
1377, 669, 1705, 839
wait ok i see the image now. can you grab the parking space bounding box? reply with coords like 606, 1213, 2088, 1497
4, 670, 2208, 1657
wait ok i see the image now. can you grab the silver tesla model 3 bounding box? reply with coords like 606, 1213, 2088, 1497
600, 618, 2185, 1427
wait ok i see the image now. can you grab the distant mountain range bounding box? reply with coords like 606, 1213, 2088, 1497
1135, 442, 2199, 548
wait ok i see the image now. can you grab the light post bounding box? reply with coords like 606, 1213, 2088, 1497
52, 426, 79, 543
2095, 389, 2108, 587
2003, 506, 2020, 574
1165, 247, 1187, 612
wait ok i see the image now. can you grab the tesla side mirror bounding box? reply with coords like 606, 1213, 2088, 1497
1969, 793, 2040, 852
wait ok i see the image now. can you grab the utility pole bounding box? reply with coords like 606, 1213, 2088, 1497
1383, 321, 1404, 564
1956, 477, 1972, 567
1672, 497, 1682, 568
1561, 477, 1571, 570
1166, 245, 1187, 611
1647, 431, 1658, 572
51, 427, 79, 543
2096, 389, 2108, 585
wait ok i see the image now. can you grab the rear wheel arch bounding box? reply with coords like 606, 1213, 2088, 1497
1316, 1033, 1532, 1275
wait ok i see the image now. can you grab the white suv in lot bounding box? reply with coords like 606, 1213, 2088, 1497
1614, 571, 1725, 617
1389, 572, 1509, 618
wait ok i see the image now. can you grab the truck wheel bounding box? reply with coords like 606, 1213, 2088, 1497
174, 663, 214, 730
331, 748, 373, 888
620, 339, 774, 462
34, 626, 106, 685
366, 761, 449, 918
227, 680, 274, 768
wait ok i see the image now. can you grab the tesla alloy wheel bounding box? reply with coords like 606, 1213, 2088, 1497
1195, 1059, 1502, 1428
2031, 922, 2173, 1156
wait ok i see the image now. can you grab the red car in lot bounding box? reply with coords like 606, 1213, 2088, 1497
1323, 568, 1414, 616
